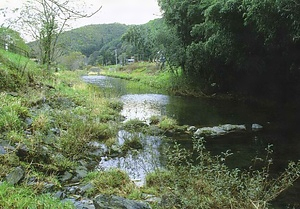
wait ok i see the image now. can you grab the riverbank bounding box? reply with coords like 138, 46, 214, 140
99, 62, 285, 108
1, 51, 299, 208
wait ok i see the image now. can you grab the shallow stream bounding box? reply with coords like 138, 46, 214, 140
82, 75, 299, 208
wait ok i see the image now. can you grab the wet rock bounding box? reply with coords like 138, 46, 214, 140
93, 194, 151, 209
252, 124, 263, 131
6, 167, 25, 185
187, 126, 197, 132
194, 124, 246, 138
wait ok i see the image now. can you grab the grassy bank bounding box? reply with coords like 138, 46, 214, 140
0, 50, 133, 207
99, 62, 172, 91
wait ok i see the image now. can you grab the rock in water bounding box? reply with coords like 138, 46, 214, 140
93, 194, 151, 209
252, 124, 263, 131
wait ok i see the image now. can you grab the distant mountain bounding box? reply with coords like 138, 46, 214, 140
58, 23, 129, 56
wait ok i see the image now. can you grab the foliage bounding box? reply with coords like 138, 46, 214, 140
57, 51, 86, 70
158, 117, 178, 131
17, 0, 100, 70
145, 139, 300, 208
158, 0, 300, 100
0, 27, 30, 52
0, 182, 73, 209
55, 23, 128, 67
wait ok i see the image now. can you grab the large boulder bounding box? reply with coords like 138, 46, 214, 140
93, 194, 151, 209
194, 124, 246, 138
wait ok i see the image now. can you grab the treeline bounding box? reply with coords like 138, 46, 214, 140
157, 0, 300, 101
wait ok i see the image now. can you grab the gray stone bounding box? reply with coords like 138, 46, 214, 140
80, 183, 95, 194
252, 124, 263, 131
65, 197, 95, 209
187, 126, 197, 132
194, 124, 246, 138
60, 171, 73, 182
75, 166, 88, 179
53, 191, 65, 200
93, 194, 151, 209
6, 167, 25, 185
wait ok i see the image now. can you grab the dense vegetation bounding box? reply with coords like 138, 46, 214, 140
157, 0, 300, 101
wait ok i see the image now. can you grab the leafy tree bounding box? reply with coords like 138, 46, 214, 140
0, 27, 30, 53
17, 0, 101, 71
57, 51, 86, 70
158, 0, 300, 100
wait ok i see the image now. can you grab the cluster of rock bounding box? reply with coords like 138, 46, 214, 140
188, 123, 263, 138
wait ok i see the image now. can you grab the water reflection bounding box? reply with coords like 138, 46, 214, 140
97, 131, 163, 187
121, 94, 169, 123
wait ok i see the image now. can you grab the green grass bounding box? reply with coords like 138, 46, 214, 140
82, 168, 137, 197
0, 50, 123, 205
99, 62, 172, 91
0, 182, 74, 209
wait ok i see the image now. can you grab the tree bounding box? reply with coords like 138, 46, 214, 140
18, 0, 101, 71
158, 0, 300, 99
57, 51, 86, 70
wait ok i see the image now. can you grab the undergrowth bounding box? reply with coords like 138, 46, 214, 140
145, 139, 300, 209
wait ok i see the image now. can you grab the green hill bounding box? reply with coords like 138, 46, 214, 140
58, 23, 129, 56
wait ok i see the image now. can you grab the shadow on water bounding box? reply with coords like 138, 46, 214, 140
82, 75, 300, 208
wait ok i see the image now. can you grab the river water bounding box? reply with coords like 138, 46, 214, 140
82, 75, 299, 208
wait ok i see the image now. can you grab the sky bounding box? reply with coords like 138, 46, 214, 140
0, 0, 162, 27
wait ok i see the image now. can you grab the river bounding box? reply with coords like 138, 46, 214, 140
82, 75, 299, 208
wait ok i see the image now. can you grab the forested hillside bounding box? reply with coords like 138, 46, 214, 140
52, 19, 166, 67
59, 23, 128, 56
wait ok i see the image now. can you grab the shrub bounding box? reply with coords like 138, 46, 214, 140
158, 117, 178, 130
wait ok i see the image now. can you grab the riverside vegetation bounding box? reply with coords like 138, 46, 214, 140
1, 50, 300, 208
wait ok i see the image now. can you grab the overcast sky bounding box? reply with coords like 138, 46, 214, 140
1, 0, 162, 27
